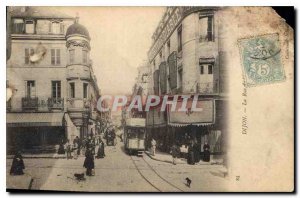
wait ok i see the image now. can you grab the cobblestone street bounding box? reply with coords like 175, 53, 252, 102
7, 139, 229, 192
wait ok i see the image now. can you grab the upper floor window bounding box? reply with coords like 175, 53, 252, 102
25, 80, 36, 98
51, 49, 61, 65
69, 49, 75, 64
25, 48, 34, 64
199, 63, 214, 75
69, 82, 75, 98
177, 25, 182, 52
13, 19, 24, 33
82, 50, 88, 64
199, 15, 214, 42
83, 83, 88, 99
52, 81, 61, 99
25, 20, 34, 34
49, 21, 64, 34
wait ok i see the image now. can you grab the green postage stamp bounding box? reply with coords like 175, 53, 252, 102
238, 33, 286, 87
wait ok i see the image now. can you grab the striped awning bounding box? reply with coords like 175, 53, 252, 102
7, 112, 65, 127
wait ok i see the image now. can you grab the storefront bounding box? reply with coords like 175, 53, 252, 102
6, 112, 78, 154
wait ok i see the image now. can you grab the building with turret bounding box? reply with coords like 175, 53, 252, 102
6, 7, 102, 153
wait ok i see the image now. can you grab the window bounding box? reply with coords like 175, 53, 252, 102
83, 83, 88, 99
178, 69, 183, 89
208, 64, 213, 74
69, 82, 75, 98
199, 16, 214, 42
52, 81, 61, 99
69, 49, 75, 64
25, 20, 34, 34
177, 25, 182, 52
199, 63, 213, 75
51, 49, 61, 65
25, 81, 36, 98
25, 48, 34, 64
200, 65, 204, 74
82, 50, 88, 64
13, 19, 24, 33
167, 40, 171, 56
49, 21, 64, 34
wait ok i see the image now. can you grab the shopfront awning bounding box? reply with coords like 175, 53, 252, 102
7, 112, 65, 127
168, 122, 213, 127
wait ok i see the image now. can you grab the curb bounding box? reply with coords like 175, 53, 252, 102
144, 151, 186, 165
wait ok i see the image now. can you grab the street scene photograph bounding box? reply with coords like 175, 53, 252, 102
5, 5, 294, 193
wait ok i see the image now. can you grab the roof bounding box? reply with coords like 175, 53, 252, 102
7, 112, 65, 127
66, 21, 90, 40
10, 6, 74, 19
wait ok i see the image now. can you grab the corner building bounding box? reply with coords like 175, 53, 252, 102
146, 7, 228, 158
6, 7, 101, 153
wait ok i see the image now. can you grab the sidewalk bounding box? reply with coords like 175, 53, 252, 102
7, 153, 66, 159
144, 150, 224, 165
6, 173, 33, 190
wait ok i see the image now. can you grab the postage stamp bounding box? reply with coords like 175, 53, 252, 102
238, 33, 286, 87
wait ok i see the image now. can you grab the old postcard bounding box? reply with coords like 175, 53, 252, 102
6, 6, 294, 192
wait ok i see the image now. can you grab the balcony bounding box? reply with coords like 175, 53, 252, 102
48, 98, 64, 110
197, 82, 219, 95
22, 97, 38, 111
67, 98, 92, 112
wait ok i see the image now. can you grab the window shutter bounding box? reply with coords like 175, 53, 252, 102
167, 51, 177, 90
51, 49, 55, 65
153, 70, 160, 95
49, 21, 52, 33
159, 61, 167, 94
56, 49, 61, 65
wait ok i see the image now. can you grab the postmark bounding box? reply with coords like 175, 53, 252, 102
238, 33, 285, 87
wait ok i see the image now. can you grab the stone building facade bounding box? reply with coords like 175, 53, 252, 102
6, 7, 102, 153
145, 7, 228, 155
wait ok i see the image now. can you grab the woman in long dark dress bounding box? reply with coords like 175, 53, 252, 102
83, 148, 95, 176
187, 143, 195, 165
203, 141, 211, 162
193, 140, 201, 163
10, 152, 25, 175
96, 139, 105, 158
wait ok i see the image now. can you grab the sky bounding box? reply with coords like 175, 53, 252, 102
57, 7, 165, 95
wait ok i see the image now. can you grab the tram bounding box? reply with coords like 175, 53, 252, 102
124, 118, 146, 155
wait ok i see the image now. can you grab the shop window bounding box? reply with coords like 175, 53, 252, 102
13, 19, 24, 33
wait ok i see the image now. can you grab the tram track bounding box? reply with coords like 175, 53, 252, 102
130, 155, 184, 192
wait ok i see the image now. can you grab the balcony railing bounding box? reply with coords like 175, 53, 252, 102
48, 98, 64, 110
22, 97, 38, 111
197, 82, 219, 94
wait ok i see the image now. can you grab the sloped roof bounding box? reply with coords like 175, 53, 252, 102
10, 6, 74, 19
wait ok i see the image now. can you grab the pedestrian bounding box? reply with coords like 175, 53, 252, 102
203, 141, 211, 162
73, 142, 78, 159
151, 138, 157, 156
10, 151, 25, 175
96, 138, 105, 158
57, 139, 65, 155
193, 139, 201, 163
170, 143, 179, 165
77, 137, 82, 156
66, 140, 72, 160
83, 148, 95, 176
187, 143, 195, 165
